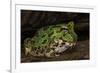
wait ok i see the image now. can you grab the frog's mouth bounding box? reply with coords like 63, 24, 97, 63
51, 40, 75, 53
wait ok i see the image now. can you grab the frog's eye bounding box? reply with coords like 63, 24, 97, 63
61, 28, 68, 32
63, 29, 68, 32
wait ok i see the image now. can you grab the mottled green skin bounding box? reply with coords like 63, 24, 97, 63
24, 21, 77, 57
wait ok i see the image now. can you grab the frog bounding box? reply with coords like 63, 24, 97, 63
24, 21, 77, 57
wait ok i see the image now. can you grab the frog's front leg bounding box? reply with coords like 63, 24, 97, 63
25, 47, 32, 55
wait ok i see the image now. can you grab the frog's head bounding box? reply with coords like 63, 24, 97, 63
62, 21, 74, 42
57, 21, 74, 33
58, 21, 76, 42
51, 21, 76, 53
50, 21, 76, 43
59, 21, 74, 32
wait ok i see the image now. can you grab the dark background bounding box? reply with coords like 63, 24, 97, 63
21, 10, 89, 63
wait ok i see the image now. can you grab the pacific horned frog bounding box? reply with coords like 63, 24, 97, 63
24, 21, 77, 57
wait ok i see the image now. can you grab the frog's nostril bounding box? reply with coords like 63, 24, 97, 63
61, 28, 68, 32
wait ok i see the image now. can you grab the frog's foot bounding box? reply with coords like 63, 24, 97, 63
30, 51, 37, 56
45, 50, 55, 57
37, 52, 44, 56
